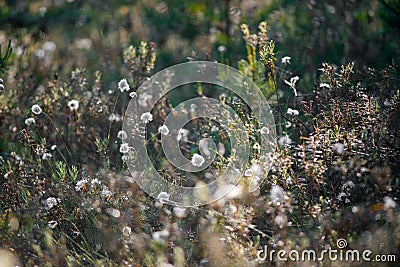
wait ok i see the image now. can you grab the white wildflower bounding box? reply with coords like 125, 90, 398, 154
285, 121, 292, 128
332, 143, 345, 154
48, 220, 58, 229
25, 117, 36, 125
118, 79, 130, 92
211, 125, 219, 132
42, 153, 52, 160
177, 128, 189, 142
108, 113, 121, 122
138, 92, 152, 107
284, 76, 299, 96
117, 130, 127, 140
244, 169, 253, 176
51, 145, 57, 150
129, 91, 137, 98
101, 186, 112, 198
319, 83, 330, 88
251, 163, 262, 176
35, 49, 45, 58
191, 153, 205, 167
153, 229, 169, 243
75, 178, 88, 191
173, 207, 187, 218
287, 108, 299, 116
157, 191, 170, 202
274, 214, 287, 228
281, 56, 291, 64
342, 180, 355, 190
31, 104, 42, 115
278, 135, 292, 146
270, 185, 284, 201
337, 192, 349, 203
120, 143, 130, 154
383, 196, 396, 209
43, 41, 56, 52
68, 100, 79, 111
260, 126, 270, 134
91, 178, 101, 187
122, 226, 132, 237
46, 197, 59, 209
121, 154, 129, 162
140, 112, 153, 124
158, 125, 169, 136
106, 208, 121, 218
218, 45, 227, 53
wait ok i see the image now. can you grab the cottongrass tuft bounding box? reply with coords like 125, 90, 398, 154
287, 108, 299, 116
284, 76, 299, 96
75, 178, 88, 191
158, 125, 169, 136
140, 112, 153, 124
119, 143, 130, 154
118, 79, 130, 92
383, 196, 396, 209
278, 135, 292, 146
48, 220, 58, 229
191, 153, 205, 167
106, 208, 121, 218
244, 169, 253, 177
157, 191, 170, 203
46, 197, 59, 209
281, 56, 291, 64
117, 130, 127, 140
122, 226, 132, 237
332, 143, 345, 154
31, 104, 42, 115
25, 117, 36, 125
270, 185, 284, 201
68, 100, 79, 111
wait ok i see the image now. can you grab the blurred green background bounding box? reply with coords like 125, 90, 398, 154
1, 0, 399, 84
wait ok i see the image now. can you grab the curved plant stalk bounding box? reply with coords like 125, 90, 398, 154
0, 39, 12, 74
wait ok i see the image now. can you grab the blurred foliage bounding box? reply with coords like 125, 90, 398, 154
0, 0, 400, 266
0, 0, 399, 88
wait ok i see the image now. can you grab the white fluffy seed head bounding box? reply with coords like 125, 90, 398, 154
31, 104, 42, 115
140, 112, 153, 124
25, 117, 36, 125
117, 130, 127, 140
191, 153, 205, 167
158, 125, 169, 136
68, 100, 79, 111
120, 143, 130, 154
118, 79, 130, 92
